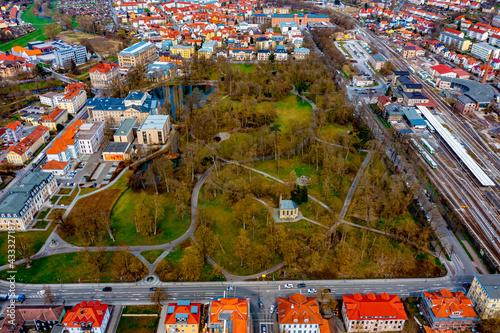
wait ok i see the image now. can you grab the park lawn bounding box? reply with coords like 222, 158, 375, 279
57, 188, 72, 195
51, 196, 59, 204
122, 305, 159, 315
57, 187, 78, 206
33, 220, 50, 229
317, 123, 351, 143
116, 316, 159, 333
141, 249, 164, 264
0, 222, 55, 264
199, 196, 282, 276
0, 252, 131, 283
230, 63, 256, 74
47, 208, 65, 220
110, 189, 190, 246
38, 208, 51, 219
274, 94, 312, 134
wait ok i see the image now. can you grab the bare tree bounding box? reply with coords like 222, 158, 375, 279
44, 286, 56, 304
149, 287, 169, 311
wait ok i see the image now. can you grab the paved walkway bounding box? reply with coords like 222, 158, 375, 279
340, 151, 372, 219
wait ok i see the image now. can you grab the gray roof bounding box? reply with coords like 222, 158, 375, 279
372, 53, 387, 62
138, 115, 169, 131
397, 76, 422, 89
402, 107, 427, 126
439, 31, 467, 42
438, 76, 495, 105
114, 117, 137, 137
280, 200, 298, 210
456, 94, 474, 105
385, 103, 403, 115
87, 94, 159, 114
474, 274, 500, 300
103, 142, 130, 154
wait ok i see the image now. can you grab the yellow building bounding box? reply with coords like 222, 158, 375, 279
6, 125, 49, 165
171, 45, 195, 59
467, 274, 500, 319
41, 107, 68, 132
58, 82, 87, 114
165, 301, 201, 333
118, 41, 157, 68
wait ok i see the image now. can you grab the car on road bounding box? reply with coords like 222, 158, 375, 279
307, 288, 317, 293
226, 286, 234, 291
269, 305, 274, 313
149, 287, 157, 291
262, 325, 267, 333
104, 178, 110, 181
37, 290, 45, 295
297, 283, 306, 288
102, 287, 112, 292
284, 284, 293, 288
258, 301, 264, 309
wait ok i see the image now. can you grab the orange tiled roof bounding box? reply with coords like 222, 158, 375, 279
164, 302, 201, 325
89, 62, 119, 74
422, 289, 477, 319
42, 160, 69, 170
46, 119, 86, 155
62, 301, 108, 328
6, 120, 21, 131
8, 125, 48, 156
210, 298, 248, 333
277, 294, 322, 325
42, 108, 65, 123
342, 293, 408, 321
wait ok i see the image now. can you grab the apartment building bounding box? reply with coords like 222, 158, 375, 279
39, 91, 64, 107
137, 115, 170, 145
470, 42, 500, 60
438, 31, 471, 51
87, 91, 159, 125
74, 121, 105, 154
467, 274, 500, 319
5, 120, 23, 142
370, 53, 387, 70
6, 125, 49, 165
113, 117, 137, 143
89, 62, 120, 89
58, 82, 87, 114
421, 289, 478, 331
170, 45, 194, 59
229, 48, 254, 61
274, 49, 288, 61
118, 41, 157, 69
41, 107, 68, 132
208, 298, 249, 333
164, 301, 201, 333
402, 45, 416, 59
0, 172, 57, 231
277, 294, 327, 333
293, 47, 310, 59
467, 27, 488, 41
54, 44, 87, 68
257, 49, 271, 61
342, 293, 407, 332
62, 301, 110, 333
46, 120, 85, 162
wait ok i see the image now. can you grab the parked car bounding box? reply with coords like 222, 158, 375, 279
284, 284, 293, 289
258, 301, 264, 309
297, 283, 306, 288
102, 287, 112, 292
269, 305, 274, 313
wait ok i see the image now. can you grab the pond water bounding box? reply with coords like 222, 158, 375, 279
149, 84, 214, 119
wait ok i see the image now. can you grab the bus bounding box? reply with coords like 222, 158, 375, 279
0, 294, 26, 303
425, 121, 435, 134
422, 152, 438, 169
408, 66, 415, 74
420, 138, 435, 154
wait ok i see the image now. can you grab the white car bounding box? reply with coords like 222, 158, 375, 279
308, 288, 317, 293
284, 284, 293, 289
37, 290, 45, 295
269, 305, 275, 313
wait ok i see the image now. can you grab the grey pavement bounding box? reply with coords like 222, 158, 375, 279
339, 151, 372, 219
105, 305, 123, 333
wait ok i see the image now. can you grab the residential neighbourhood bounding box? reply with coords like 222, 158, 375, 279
0, 0, 500, 332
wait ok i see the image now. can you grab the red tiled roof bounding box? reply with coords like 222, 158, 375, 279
42, 160, 69, 170
6, 120, 21, 131
445, 27, 462, 35
342, 293, 408, 321
422, 289, 477, 319
165, 302, 201, 325
46, 119, 86, 155
430, 64, 453, 74
62, 301, 109, 328
277, 294, 322, 325
210, 298, 248, 333
8, 125, 48, 156
89, 62, 119, 74
42, 108, 66, 123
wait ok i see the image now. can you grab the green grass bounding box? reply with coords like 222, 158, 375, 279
110, 189, 190, 246
337, 42, 353, 59
116, 316, 159, 333
141, 250, 164, 264
38, 209, 50, 219
274, 94, 312, 133
58, 188, 78, 206
230, 63, 256, 73
57, 188, 72, 195
0, 251, 142, 283
454, 231, 474, 262
122, 305, 159, 315
0, 3, 54, 51
0, 223, 55, 264
33, 220, 50, 229
51, 196, 59, 205
318, 123, 351, 142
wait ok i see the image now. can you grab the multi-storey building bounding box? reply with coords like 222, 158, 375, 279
467, 274, 500, 319
277, 294, 327, 333
208, 298, 249, 333
87, 91, 159, 125
74, 121, 105, 154
137, 115, 170, 145
293, 47, 310, 59
421, 289, 478, 331
370, 53, 387, 70
271, 13, 330, 27
467, 27, 488, 41
58, 82, 87, 114
62, 301, 110, 333
46, 120, 85, 162
39, 91, 64, 107
170, 45, 194, 59
0, 172, 57, 230
6, 125, 49, 165
113, 117, 137, 143
164, 301, 201, 333
118, 41, 157, 70
41, 107, 68, 132
89, 62, 120, 89
470, 42, 500, 60
438, 31, 471, 51
5, 120, 23, 142
257, 49, 271, 61
454, 94, 476, 114
342, 293, 407, 332
54, 44, 87, 68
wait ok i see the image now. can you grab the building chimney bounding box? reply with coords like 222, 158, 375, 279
483, 50, 494, 84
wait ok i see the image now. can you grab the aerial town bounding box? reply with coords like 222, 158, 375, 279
0, 0, 499, 332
